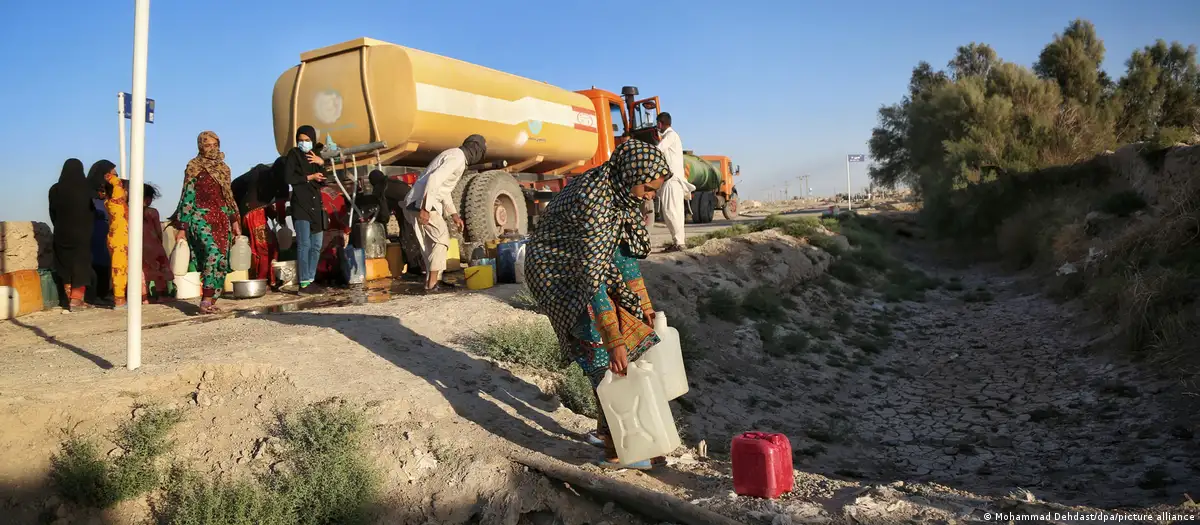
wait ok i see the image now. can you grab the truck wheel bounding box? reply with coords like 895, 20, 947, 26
722, 190, 739, 220
691, 191, 716, 224
463, 170, 528, 243
452, 171, 480, 218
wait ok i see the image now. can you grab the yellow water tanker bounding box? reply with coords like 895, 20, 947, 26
272, 38, 600, 172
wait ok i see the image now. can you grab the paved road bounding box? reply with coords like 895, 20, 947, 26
647, 207, 825, 246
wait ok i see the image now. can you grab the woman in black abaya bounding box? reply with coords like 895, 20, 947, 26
47, 158, 95, 310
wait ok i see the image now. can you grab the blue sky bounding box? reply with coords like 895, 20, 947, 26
2, 0, 1197, 224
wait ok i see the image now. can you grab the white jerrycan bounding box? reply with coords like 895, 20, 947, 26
639, 311, 689, 400
596, 361, 682, 466
169, 239, 191, 276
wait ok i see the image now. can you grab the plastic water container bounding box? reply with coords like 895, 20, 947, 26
464, 264, 494, 290
446, 237, 462, 271
170, 240, 190, 276
496, 239, 528, 284
353, 222, 387, 259
230, 236, 252, 272
365, 258, 391, 281
174, 272, 202, 299
639, 311, 688, 400
0, 286, 18, 320
272, 260, 297, 287
37, 269, 60, 309
385, 242, 405, 276
341, 247, 366, 285
514, 244, 527, 284
596, 361, 682, 466
0, 270, 42, 317
223, 270, 249, 293
731, 432, 794, 499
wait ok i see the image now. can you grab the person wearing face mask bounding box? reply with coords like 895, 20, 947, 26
402, 134, 487, 293
654, 112, 694, 252
284, 125, 329, 295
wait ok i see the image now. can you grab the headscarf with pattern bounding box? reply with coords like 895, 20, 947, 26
183, 131, 236, 209
524, 139, 671, 355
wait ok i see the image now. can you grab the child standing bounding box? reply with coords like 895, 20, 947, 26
142, 184, 172, 301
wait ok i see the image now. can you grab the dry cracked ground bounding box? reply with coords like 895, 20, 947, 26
0, 213, 1197, 524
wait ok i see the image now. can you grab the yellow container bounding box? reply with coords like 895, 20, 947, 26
464, 265, 494, 290
385, 242, 405, 276
365, 258, 392, 281
446, 237, 462, 271
223, 270, 249, 293
273, 37, 599, 171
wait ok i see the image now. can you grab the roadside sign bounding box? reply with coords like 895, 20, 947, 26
121, 92, 155, 123
847, 154, 866, 162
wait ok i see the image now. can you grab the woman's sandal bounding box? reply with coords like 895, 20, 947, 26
199, 300, 219, 315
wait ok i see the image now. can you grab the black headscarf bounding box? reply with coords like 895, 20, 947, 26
48, 158, 95, 285
296, 125, 317, 143
87, 159, 117, 197
459, 134, 487, 165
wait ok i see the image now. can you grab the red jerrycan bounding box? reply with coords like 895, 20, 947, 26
731, 432, 794, 499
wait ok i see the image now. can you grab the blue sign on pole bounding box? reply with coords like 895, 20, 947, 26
121, 93, 155, 123
847, 154, 866, 163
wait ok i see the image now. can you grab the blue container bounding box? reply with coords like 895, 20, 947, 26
341, 246, 366, 284
496, 240, 528, 284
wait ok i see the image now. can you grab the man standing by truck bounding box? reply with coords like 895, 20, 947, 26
655, 113, 694, 252
403, 134, 487, 293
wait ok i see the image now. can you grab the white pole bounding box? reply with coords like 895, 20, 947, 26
117, 93, 127, 181
126, 0, 150, 371
846, 156, 852, 212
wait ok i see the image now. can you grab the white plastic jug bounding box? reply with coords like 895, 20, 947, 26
169, 240, 191, 276
596, 361, 682, 466
640, 311, 689, 400
230, 235, 252, 272
0, 286, 18, 320
174, 272, 202, 299
514, 244, 527, 284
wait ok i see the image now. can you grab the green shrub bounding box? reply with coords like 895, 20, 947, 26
808, 235, 846, 256
464, 320, 562, 370
700, 288, 743, 322
510, 287, 539, 310
51, 405, 184, 508
157, 400, 379, 525
829, 260, 864, 285
742, 285, 787, 321
557, 364, 598, 419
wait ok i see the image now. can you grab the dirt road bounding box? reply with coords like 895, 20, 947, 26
0, 215, 1195, 524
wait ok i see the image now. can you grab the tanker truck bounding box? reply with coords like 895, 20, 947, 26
269, 37, 670, 243
653, 153, 741, 224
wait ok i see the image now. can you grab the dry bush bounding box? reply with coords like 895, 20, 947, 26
1050, 222, 1089, 264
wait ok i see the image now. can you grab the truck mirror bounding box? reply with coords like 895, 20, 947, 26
613, 124, 619, 132
643, 101, 656, 109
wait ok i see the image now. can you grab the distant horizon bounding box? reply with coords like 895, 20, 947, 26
3, 1, 1197, 226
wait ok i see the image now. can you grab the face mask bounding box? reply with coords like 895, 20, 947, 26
298, 141, 313, 153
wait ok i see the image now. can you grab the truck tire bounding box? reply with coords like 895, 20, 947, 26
722, 189, 739, 220
463, 170, 528, 243
451, 171, 480, 217
690, 191, 716, 224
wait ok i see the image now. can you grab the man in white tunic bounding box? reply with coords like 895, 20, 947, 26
404, 134, 487, 293
655, 113, 694, 252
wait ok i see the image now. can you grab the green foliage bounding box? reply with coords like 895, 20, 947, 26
156, 400, 379, 525
510, 286, 539, 311
464, 320, 563, 370
557, 364, 598, 419
51, 405, 185, 508
867, 18, 1198, 235
743, 284, 787, 321
700, 288, 743, 322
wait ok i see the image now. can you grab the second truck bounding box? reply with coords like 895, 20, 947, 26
267, 37, 740, 242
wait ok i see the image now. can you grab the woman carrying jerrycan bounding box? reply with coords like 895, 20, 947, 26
524, 139, 676, 470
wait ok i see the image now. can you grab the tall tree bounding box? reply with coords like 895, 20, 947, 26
868, 62, 949, 190
1116, 40, 1200, 142
1034, 19, 1107, 106
948, 43, 999, 81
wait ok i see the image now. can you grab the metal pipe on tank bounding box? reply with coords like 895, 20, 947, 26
320, 141, 388, 159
